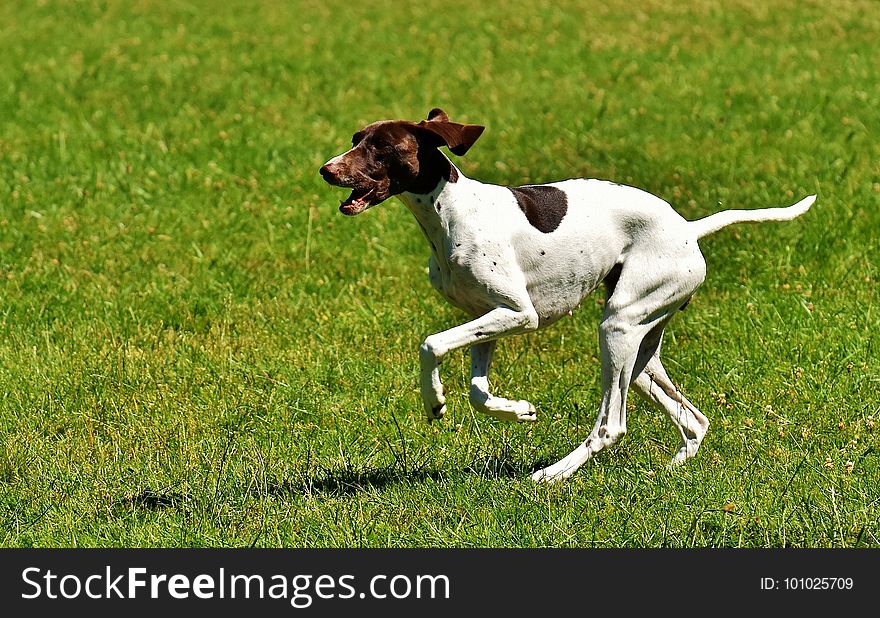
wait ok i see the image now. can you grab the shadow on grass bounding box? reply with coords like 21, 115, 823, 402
117, 489, 192, 514
119, 457, 555, 510
273, 455, 551, 499
464, 455, 553, 480
276, 465, 444, 498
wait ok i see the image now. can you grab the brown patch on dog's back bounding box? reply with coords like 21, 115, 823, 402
509, 185, 568, 233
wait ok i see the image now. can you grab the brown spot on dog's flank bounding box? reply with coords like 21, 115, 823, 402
509, 185, 568, 233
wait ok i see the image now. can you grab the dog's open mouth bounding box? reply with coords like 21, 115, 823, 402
339, 187, 375, 216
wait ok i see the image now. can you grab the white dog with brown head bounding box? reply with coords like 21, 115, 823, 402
320, 108, 814, 482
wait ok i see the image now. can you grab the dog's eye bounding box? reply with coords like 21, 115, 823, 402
370, 135, 396, 152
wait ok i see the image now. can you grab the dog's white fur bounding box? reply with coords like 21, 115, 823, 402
322, 114, 814, 482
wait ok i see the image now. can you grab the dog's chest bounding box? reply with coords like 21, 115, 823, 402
426, 233, 499, 316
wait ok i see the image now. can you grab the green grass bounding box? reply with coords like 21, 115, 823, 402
0, 0, 878, 547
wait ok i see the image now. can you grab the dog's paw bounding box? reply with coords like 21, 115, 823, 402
478, 398, 537, 422
486, 407, 537, 423
530, 467, 565, 484
426, 403, 446, 423
514, 408, 538, 423
668, 437, 701, 467
511, 400, 537, 422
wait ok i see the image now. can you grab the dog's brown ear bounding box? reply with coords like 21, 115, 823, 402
416, 111, 485, 156
426, 108, 449, 122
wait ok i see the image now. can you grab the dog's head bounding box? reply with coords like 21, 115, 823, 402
319, 108, 485, 215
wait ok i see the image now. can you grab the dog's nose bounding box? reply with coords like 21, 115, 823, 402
319, 163, 337, 183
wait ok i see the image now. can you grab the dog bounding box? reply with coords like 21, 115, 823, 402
319, 108, 814, 482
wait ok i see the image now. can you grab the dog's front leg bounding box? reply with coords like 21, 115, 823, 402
419, 305, 539, 421
469, 341, 537, 422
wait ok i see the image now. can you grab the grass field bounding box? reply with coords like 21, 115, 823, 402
0, 0, 878, 547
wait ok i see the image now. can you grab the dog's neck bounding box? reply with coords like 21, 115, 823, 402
397, 150, 469, 240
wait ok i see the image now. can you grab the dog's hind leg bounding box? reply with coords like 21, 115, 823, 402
531, 251, 705, 483
469, 341, 537, 422
530, 312, 658, 483
632, 351, 709, 466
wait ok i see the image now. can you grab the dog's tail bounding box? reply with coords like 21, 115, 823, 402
689, 194, 816, 239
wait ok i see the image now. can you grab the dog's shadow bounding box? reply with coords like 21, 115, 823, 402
275, 456, 552, 499
122, 458, 555, 512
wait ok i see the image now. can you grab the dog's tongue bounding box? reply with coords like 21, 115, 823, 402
339, 188, 373, 215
